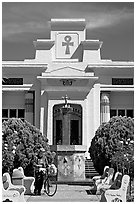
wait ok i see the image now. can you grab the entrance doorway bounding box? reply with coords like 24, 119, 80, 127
70, 120, 79, 145
53, 104, 82, 145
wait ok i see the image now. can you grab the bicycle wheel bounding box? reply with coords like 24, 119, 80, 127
44, 175, 57, 196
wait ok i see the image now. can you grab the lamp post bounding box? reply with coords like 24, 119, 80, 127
60, 95, 73, 145
61, 95, 73, 115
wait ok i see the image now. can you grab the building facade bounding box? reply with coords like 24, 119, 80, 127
2, 19, 134, 180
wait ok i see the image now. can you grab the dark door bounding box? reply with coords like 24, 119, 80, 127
53, 104, 82, 145
70, 120, 79, 145
56, 120, 62, 145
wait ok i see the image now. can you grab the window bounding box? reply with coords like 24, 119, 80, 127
18, 109, 25, 119
2, 78, 23, 85
110, 109, 117, 118
127, 109, 133, 118
112, 78, 133, 85
2, 109, 25, 122
10, 109, 16, 118
2, 109, 8, 122
110, 109, 134, 118
2, 109, 8, 118
118, 109, 125, 116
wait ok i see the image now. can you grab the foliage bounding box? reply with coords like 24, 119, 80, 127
2, 118, 50, 176
89, 116, 134, 177
127, 180, 134, 202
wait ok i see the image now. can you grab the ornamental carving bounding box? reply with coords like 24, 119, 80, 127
60, 79, 75, 86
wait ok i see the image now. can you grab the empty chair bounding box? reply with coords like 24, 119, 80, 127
3, 172, 26, 202
18, 167, 35, 195
2, 174, 20, 202
12, 168, 24, 185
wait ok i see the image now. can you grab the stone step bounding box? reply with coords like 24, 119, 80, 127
57, 179, 94, 186
85, 159, 99, 178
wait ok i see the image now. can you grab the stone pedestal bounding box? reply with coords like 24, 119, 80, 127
51, 145, 87, 181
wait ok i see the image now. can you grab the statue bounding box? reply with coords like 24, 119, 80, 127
62, 95, 69, 107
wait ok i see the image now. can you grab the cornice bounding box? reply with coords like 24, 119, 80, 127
81, 40, 103, 50
2, 84, 33, 91
2, 63, 48, 68
37, 76, 98, 79
85, 62, 134, 71
33, 40, 54, 50
100, 84, 134, 92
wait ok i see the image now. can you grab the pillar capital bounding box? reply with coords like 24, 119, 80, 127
101, 92, 110, 105
100, 91, 110, 124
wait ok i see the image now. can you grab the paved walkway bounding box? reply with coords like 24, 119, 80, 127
25, 184, 100, 202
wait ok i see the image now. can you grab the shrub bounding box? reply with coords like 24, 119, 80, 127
88, 116, 134, 177
2, 118, 51, 176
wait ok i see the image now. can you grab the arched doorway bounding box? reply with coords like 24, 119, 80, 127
53, 104, 82, 145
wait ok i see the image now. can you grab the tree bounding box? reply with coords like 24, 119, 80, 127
88, 116, 134, 176
2, 118, 51, 176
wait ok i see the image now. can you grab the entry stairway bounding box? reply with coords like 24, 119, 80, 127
85, 159, 99, 178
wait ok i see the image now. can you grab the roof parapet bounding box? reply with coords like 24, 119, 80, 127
51, 18, 86, 31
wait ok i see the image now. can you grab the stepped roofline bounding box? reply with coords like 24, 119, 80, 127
51, 18, 86, 31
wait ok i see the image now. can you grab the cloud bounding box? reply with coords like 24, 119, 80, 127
85, 7, 133, 29
3, 21, 50, 38
2, 2, 133, 42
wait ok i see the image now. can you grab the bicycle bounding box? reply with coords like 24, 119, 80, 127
44, 164, 58, 196
36, 164, 58, 197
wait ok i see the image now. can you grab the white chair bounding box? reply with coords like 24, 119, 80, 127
18, 167, 35, 195
93, 166, 109, 182
109, 172, 122, 190
104, 175, 130, 202
100, 172, 123, 202
2, 174, 20, 202
95, 166, 110, 186
3, 172, 26, 202
96, 168, 114, 194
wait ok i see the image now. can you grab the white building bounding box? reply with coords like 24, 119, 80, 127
2, 19, 134, 181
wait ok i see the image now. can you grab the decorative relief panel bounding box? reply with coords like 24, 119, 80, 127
57, 152, 85, 181
58, 155, 73, 179
56, 33, 79, 59
74, 154, 85, 179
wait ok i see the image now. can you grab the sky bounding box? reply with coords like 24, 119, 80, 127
2, 2, 134, 61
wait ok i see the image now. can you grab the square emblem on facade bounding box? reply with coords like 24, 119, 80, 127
56, 33, 79, 59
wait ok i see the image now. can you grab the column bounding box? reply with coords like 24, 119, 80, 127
86, 90, 93, 158
40, 107, 44, 134
40, 90, 48, 135
85, 83, 100, 158
25, 91, 34, 125
100, 92, 110, 124
93, 84, 100, 132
